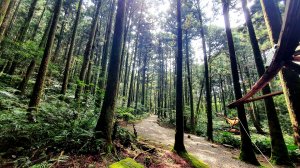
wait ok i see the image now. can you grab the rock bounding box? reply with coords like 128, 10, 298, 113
223, 144, 234, 149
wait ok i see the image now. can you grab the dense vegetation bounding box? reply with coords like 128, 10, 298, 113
0, 0, 299, 167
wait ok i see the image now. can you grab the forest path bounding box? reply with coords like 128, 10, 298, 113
129, 115, 261, 168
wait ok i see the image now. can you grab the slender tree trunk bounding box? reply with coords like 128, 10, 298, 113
0, 0, 11, 27
222, 0, 259, 165
98, 0, 116, 91
52, 8, 70, 63
61, 0, 82, 95
75, 0, 102, 100
127, 28, 140, 108
0, 0, 15, 43
196, 0, 213, 141
95, 0, 126, 145
219, 75, 227, 116
31, 0, 49, 39
17, 14, 54, 95
184, 30, 195, 133
27, 0, 62, 120
174, 0, 186, 153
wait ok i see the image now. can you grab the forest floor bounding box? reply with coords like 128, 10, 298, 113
126, 115, 281, 168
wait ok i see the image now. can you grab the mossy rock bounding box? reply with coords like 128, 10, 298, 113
109, 158, 144, 168
174, 150, 209, 168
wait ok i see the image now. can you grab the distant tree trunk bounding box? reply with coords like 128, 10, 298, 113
127, 27, 140, 108
0, 0, 15, 43
61, 0, 83, 95
95, 0, 126, 145
237, 60, 265, 134
17, 0, 38, 41
31, 0, 49, 39
18, 60, 35, 95
27, 0, 62, 120
184, 30, 195, 133
196, 0, 213, 141
0, 0, 11, 27
260, 0, 300, 151
5, 0, 22, 37
39, 14, 54, 48
98, 0, 116, 91
174, 0, 186, 153
75, 0, 102, 100
52, 7, 70, 63
219, 75, 227, 116
17, 13, 54, 95
241, 0, 291, 164
222, 0, 259, 165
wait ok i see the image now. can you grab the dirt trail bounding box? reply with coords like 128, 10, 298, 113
130, 115, 262, 168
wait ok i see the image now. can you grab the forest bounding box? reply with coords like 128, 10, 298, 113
0, 0, 300, 167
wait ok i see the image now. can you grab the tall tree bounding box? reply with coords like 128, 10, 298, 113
174, 0, 186, 153
98, 0, 116, 92
240, 0, 291, 164
184, 31, 195, 133
221, 0, 259, 165
0, 0, 15, 43
8, 0, 39, 75
61, 0, 83, 95
0, 0, 11, 27
95, 0, 126, 145
196, 0, 213, 141
27, 0, 63, 120
75, 0, 102, 100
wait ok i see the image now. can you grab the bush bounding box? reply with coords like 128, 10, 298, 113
214, 132, 241, 148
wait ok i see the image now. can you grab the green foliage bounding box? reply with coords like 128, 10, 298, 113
215, 132, 241, 148
1, 38, 43, 61
116, 107, 136, 122
0, 91, 105, 167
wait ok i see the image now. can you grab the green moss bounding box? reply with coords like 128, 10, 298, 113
109, 158, 144, 168
173, 150, 209, 168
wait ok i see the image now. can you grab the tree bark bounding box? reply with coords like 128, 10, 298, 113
61, 0, 83, 95
174, 0, 186, 153
95, 0, 126, 145
75, 0, 102, 100
0, 0, 15, 43
222, 0, 259, 165
27, 0, 63, 120
0, 0, 11, 27
196, 0, 213, 141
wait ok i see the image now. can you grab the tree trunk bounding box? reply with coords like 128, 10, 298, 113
31, 0, 49, 39
75, 0, 102, 100
27, 0, 62, 120
95, 0, 126, 145
61, 0, 83, 95
174, 0, 186, 153
185, 30, 195, 133
0, 0, 15, 43
222, 0, 259, 165
0, 0, 11, 27
196, 0, 213, 141
98, 0, 116, 92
